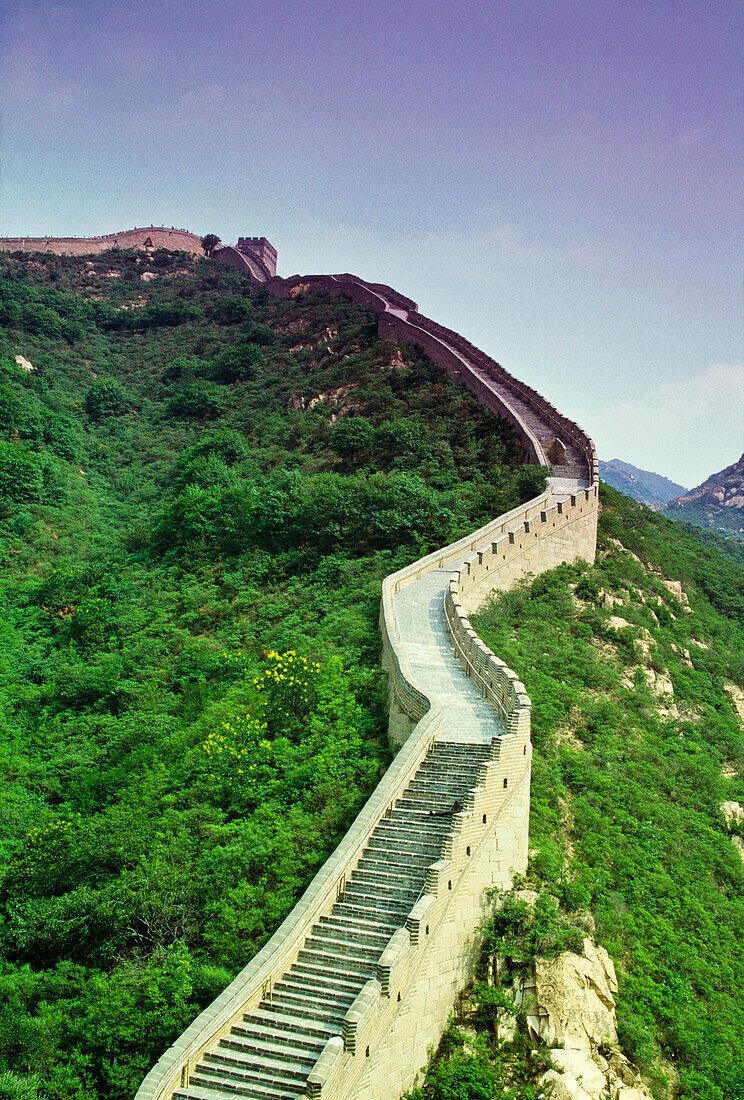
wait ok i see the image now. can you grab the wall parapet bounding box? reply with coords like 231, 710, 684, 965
135, 700, 444, 1100
0, 227, 205, 257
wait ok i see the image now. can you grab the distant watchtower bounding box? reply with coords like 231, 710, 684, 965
236, 236, 277, 278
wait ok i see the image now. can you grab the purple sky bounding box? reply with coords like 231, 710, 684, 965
1, 0, 742, 486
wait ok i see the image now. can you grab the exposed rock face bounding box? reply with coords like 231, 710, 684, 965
663, 453, 744, 539
671, 453, 744, 510
515, 939, 652, 1100
722, 800, 744, 829
518, 938, 618, 1050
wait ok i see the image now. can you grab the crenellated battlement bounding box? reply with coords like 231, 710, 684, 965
236, 236, 277, 276
0, 226, 207, 257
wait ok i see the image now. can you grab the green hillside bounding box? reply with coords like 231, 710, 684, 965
0, 249, 542, 1100
412, 489, 744, 1100
1, 249, 742, 1100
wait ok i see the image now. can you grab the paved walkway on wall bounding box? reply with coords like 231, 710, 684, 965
393, 571, 504, 746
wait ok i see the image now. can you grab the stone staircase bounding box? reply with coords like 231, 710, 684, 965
173, 741, 491, 1100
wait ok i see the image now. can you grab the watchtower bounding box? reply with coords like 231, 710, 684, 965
236, 236, 277, 277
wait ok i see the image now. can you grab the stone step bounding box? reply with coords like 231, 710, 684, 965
340, 879, 421, 904
318, 913, 401, 938
404, 776, 471, 792
366, 835, 443, 857
187, 1068, 305, 1100
204, 1044, 316, 1077
362, 835, 435, 859
430, 742, 491, 756
347, 876, 421, 901
380, 815, 457, 836
313, 919, 392, 949
330, 899, 411, 924
234, 1009, 338, 1046
349, 865, 421, 890
351, 857, 423, 882
302, 934, 381, 964
268, 982, 353, 1015
357, 850, 434, 873
175, 1083, 302, 1100
291, 957, 374, 987
390, 800, 463, 819
287, 959, 368, 992
414, 764, 485, 781
192, 1050, 310, 1088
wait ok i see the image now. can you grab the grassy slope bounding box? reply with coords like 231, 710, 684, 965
465, 486, 744, 1100
0, 248, 540, 1100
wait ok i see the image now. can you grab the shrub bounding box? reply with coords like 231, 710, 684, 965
160, 356, 209, 384
516, 463, 549, 501
0, 386, 42, 441
212, 296, 252, 325
138, 300, 201, 327
210, 341, 265, 383
0, 442, 44, 504
329, 417, 375, 463
185, 429, 247, 466
40, 408, 80, 461
165, 382, 225, 420
85, 378, 131, 421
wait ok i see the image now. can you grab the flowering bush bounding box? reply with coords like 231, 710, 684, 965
215, 650, 252, 680
202, 714, 272, 801
253, 649, 320, 739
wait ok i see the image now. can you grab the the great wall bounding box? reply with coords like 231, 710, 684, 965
0, 230, 599, 1100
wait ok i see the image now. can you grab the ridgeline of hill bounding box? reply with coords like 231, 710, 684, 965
0, 248, 742, 1100
0, 247, 543, 1100
599, 459, 687, 509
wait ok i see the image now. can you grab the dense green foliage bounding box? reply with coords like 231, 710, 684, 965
0, 248, 538, 1099
663, 497, 744, 543
471, 487, 744, 1099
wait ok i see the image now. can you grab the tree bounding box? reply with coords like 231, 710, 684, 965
165, 381, 225, 420
329, 417, 375, 464
0, 441, 44, 505
85, 378, 131, 420
201, 234, 221, 257
210, 341, 264, 383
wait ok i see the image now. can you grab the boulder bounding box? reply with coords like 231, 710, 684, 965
539, 1069, 595, 1100
523, 938, 618, 1050
722, 800, 744, 829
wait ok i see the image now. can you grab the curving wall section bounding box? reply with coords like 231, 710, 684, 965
1, 230, 598, 1099
132, 243, 598, 1100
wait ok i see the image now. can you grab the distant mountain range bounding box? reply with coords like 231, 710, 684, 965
663, 453, 744, 541
599, 459, 687, 509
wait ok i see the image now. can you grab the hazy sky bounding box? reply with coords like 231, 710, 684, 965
1, 0, 741, 487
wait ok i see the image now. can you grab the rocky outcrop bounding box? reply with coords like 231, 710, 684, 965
515, 939, 652, 1100
670, 453, 744, 511
664, 453, 744, 540
721, 800, 744, 829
